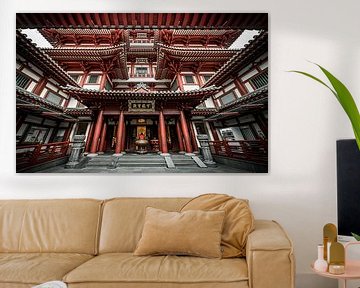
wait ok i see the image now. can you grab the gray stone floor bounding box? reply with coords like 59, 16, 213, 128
39, 165, 247, 173
38, 153, 249, 173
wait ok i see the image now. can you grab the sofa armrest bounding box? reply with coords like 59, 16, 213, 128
246, 220, 295, 288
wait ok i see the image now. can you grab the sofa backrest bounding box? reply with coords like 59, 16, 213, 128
0, 199, 102, 254
99, 197, 190, 253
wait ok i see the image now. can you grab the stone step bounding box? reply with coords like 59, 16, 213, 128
172, 159, 196, 163
116, 162, 166, 167
172, 161, 197, 166
117, 155, 163, 159
86, 161, 113, 167
173, 163, 198, 167
117, 160, 165, 165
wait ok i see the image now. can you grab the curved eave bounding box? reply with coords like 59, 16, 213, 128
62, 86, 220, 101
155, 44, 239, 80
41, 44, 126, 64
157, 43, 240, 57
42, 44, 129, 80
64, 108, 93, 117
203, 31, 268, 88
191, 108, 218, 116
16, 31, 80, 88
218, 86, 268, 111
39, 28, 119, 46
17, 86, 64, 113
41, 44, 126, 57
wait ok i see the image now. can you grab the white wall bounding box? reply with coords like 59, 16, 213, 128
3, 1, 360, 288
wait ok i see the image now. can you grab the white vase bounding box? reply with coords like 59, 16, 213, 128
314, 244, 328, 272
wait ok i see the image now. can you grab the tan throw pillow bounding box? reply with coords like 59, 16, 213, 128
181, 194, 254, 258
134, 207, 225, 258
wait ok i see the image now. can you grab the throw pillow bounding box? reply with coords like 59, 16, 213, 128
181, 193, 254, 258
134, 207, 225, 258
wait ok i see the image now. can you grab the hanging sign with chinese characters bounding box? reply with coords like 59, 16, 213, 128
128, 100, 155, 112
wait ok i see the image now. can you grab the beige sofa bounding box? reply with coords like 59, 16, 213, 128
0, 198, 295, 288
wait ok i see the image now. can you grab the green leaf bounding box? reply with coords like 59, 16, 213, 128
351, 232, 360, 241
288, 70, 337, 99
317, 65, 360, 131
289, 64, 360, 150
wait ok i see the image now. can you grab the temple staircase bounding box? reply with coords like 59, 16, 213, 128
170, 154, 204, 168
115, 153, 166, 168
85, 154, 114, 168
83, 153, 207, 170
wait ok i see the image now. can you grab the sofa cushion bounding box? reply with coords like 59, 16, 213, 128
134, 207, 225, 258
63, 253, 248, 286
181, 194, 254, 258
0, 199, 102, 254
99, 198, 190, 253
0, 253, 93, 285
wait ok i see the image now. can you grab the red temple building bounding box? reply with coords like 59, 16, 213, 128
16, 13, 268, 172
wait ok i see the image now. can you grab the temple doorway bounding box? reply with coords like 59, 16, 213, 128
104, 118, 117, 153
125, 117, 159, 152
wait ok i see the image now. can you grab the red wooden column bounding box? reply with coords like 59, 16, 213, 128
195, 73, 203, 87
120, 116, 126, 152
159, 110, 168, 153
79, 71, 88, 87
90, 110, 104, 153
189, 121, 198, 152
99, 122, 107, 152
176, 73, 184, 91
175, 120, 185, 152
115, 111, 124, 154
158, 122, 162, 152
63, 123, 74, 142
149, 62, 154, 77
130, 62, 135, 77
233, 77, 247, 95
85, 122, 94, 152
32, 77, 48, 95
179, 110, 192, 153
99, 72, 107, 90
208, 121, 220, 141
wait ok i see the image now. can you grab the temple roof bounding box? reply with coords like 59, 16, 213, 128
64, 107, 93, 117
219, 85, 268, 111
200, 86, 268, 120
16, 31, 80, 87
17, 87, 94, 120
203, 31, 268, 87
40, 28, 124, 47
41, 44, 129, 79
156, 29, 243, 48
62, 85, 221, 107
41, 44, 126, 60
16, 13, 268, 30
156, 44, 239, 79
191, 108, 218, 116
16, 87, 78, 120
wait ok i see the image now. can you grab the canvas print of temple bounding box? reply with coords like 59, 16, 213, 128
16, 13, 268, 173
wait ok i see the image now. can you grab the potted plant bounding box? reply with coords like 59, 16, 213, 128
290, 63, 360, 149
290, 64, 360, 240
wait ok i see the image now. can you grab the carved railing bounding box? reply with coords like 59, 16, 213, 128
209, 140, 268, 164
16, 141, 70, 170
